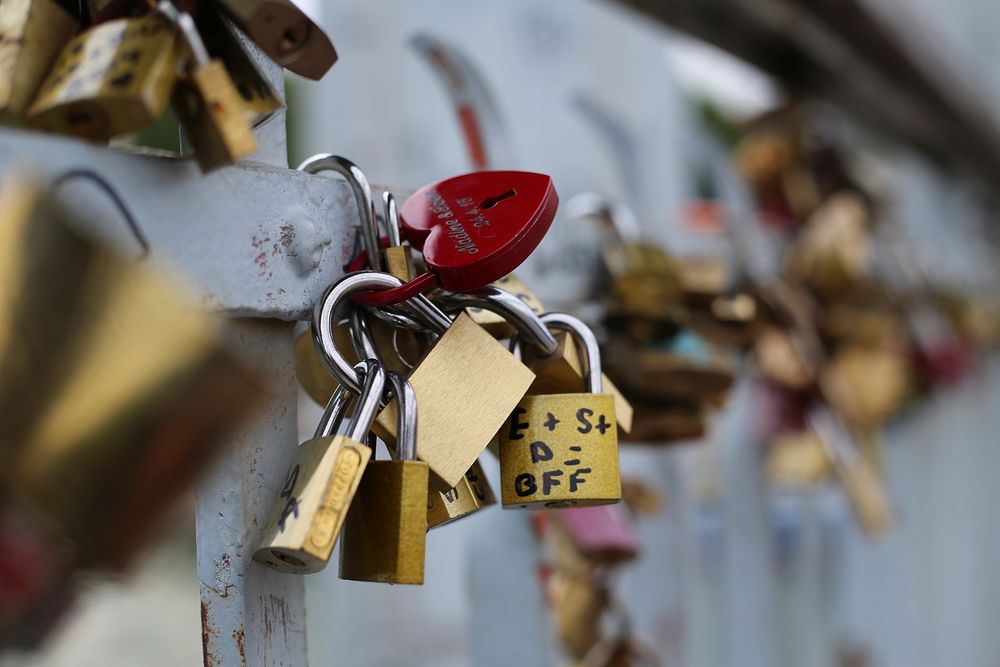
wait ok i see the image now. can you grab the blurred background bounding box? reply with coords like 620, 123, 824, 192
5, 0, 1000, 666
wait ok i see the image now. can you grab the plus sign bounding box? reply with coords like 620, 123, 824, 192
595, 414, 612, 435
543, 412, 560, 431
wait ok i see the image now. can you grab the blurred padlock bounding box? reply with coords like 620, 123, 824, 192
28, 11, 179, 141
550, 504, 639, 565
0, 0, 77, 121
764, 429, 832, 486
785, 192, 871, 299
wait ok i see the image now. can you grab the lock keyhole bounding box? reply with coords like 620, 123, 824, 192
480, 188, 517, 210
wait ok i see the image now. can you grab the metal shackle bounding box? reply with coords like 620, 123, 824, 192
314, 359, 386, 441
385, 371, 418, 462
297, 154, 382, 272
313, 272, 451, 393
434, 286, 558, 357
155, 1, 210, 67
510, 312, 603, 394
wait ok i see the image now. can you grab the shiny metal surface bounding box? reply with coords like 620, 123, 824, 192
435, 286, 558, 356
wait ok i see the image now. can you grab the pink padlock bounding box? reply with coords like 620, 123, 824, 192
551, 504, 640, 564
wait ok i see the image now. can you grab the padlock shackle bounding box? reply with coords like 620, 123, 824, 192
313, 272, 450, 393
565, 192, 641, 246
155, 1, 210, 67
314, 359, 385, 441
386, 372, 418, 461
298, 154, 383, 273
511, 312, 603, 393
435, 286, 558, 356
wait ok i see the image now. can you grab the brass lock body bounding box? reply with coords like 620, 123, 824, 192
0, 0, 77, 120
765, 430, 832, 486
255, 362, 384, 574
340, 372, 429, 585
820, 344, 911, 430
373, 313, 535, 490
426, 459, 496, 529
785, 192, 871, 299
28, 13, 178, 141
500, 314, 621, 508
619, 400, 704, 445
1, 177, 262, 570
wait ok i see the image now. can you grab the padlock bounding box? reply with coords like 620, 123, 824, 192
552, 570, 607, 660
426, 458, 496, 529
764, 429, 832, 486
211, 0, 337, 80
820, 343, 911, 431
0, 0, 77, 121
2, 174, 263, 570
27, 10, 179, 141
785, 192, 871, 298
254, 359, 383, 574
164, 5, 257, 171
192, 4, 284, 126
619, 399, 704, 445
550, 504, 639, 565
752, 325, 815, 390
340, 371, 429, 584
499, 313, 621, 508
313, 272, 536, 490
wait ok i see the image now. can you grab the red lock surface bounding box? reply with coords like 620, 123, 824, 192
355, 171, 557, 305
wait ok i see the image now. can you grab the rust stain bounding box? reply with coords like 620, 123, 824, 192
201, 600, 218, 667
233, 627, 247, 667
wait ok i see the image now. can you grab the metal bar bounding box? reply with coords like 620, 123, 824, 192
609, 0, 1000, 186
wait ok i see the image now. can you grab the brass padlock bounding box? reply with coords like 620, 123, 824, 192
212, 0, 337, 80
193, 4, 284, 126
2, 175, 263, 570
764, 429, 832, 486
785, 192, 871, 298
499, 313, 621, 508
426, 458, 496, 529
618, 399, 704, 445
312, 272, 536, 491
165, 6, 257, 171
28, 10, 179, 141
340, 372, 429, 584
254, 359, 384, 574
0, 0, 77, 121
820, 343, 911, 430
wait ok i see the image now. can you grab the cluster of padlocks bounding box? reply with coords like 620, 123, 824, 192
1, 0, 999, 661
0, 0, 334, 170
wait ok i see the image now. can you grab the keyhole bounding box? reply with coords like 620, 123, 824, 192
480, 188, 517, 210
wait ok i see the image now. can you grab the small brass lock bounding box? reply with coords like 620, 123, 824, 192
820, 343, 911, 430
28, 11, 179, 141
426, 459, 496, 529
254, 360, 384, 574
164, 5, 257, 172
499, 313, 621, 508
340, 372, 429, 585
0, 0, 77, 121
764, 429, 832, 486
785, 192, 871, 298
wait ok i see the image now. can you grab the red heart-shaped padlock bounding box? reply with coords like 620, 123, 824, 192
355, 171, 557, 305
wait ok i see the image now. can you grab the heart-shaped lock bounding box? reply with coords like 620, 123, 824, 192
355, 171, 557, 305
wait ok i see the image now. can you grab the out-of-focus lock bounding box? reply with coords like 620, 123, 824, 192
821, 343, 911, 431
785, 192, 871, 299
0, 0, 77, 121
254, 361, 383, 574
499, 313, 621, 508
340, 373, 429, 585
28, 11, 179, 141
0, 175, 262, 571
212, 0, 337, 80
550, 504, 639, 565
764, 429, 832, 486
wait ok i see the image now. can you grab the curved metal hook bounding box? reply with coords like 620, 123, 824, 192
298, 154, 383, 272
434, 286, 557, 356
386, 371, 418, 461
51, 169, 149, 257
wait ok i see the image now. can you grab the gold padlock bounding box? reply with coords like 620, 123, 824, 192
312, 272, 536, 491
340, 372, 429, 585
764, 429, 832, 486
2, 175, 263, 569
820, 343, 911, 430
785, 192, 871, 299
0, 0, 77, 121
193, 4, 284, 126
212, 0, 337, 80
165, 5, 257, 171
426, 459, 496, 529
618, 399, 704, 445
499, 313, 621, 508
254, 360, 383, 574
28, 11, 179, 141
